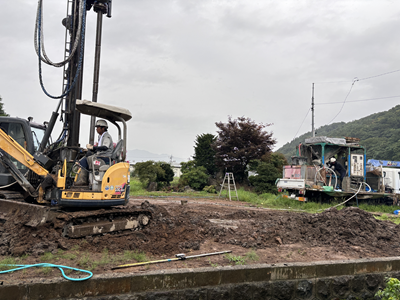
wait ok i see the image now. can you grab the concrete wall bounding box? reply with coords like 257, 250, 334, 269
2, 257, 400, 300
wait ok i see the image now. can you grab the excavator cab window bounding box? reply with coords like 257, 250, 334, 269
0, 122, 27, 171
8, 123, 26, 148
31, 126, 46, 152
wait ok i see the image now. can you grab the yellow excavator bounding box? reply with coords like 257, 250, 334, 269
0, 100, 151, 238
0, 0, 151, 237
0, 100, 131, 207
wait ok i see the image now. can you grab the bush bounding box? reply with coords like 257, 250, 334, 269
203, 185, 217, 194
134, 161, 174, 190
180, 166, 209, 191
248, 160, 280, 194
376, 277, 400, 300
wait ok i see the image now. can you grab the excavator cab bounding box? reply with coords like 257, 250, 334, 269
57, 99, 132, 207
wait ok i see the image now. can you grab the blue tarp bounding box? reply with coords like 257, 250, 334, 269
367, 159, 400, 168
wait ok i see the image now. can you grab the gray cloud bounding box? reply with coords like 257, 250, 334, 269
1, 0, 399, 159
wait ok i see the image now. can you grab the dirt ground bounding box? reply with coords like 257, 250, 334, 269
1, 196, 400, 282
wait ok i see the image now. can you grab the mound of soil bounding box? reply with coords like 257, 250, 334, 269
204, 206, 400, 257
1, 197, 400, 280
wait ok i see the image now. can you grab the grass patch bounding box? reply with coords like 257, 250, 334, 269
244, 250, 259, 262
40, 250, 78, 262
40, 252, 55, 262
0, 257, 17, 271
130, 178, 146, 194
225, 254, 246, 265
78, 252, 91, 269
20, 254, 29, 261
70, 245, 80, 251
59, 252, 77, 260
76, 248, 140, 271
208, 258, 219, 267
123, 250, 148, 262
98, 248, 111, 265
374, 214, 400, 225
39, 267, 53, 275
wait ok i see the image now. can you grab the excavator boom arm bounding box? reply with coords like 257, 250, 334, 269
0, 129, 48, 176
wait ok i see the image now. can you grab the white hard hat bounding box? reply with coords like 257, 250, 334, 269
95, 119, 108, 128
330, 157, 336, 163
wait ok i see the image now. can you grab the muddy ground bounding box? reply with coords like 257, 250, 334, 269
1, 196, 400, 282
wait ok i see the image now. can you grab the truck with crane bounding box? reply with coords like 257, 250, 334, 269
0, 0, 152, 238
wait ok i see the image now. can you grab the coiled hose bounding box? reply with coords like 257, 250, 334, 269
0, 263, 92, 281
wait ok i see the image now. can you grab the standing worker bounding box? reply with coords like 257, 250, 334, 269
328, 157, 347, 189
75, 120, 114, 185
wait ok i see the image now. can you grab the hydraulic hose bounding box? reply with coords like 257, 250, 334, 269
36, 0, 87, 99
34, 0, 85, 67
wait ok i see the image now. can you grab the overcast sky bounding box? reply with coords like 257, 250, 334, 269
1, 0, 399, 161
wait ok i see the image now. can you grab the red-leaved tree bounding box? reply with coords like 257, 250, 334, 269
213, 116, 276, 182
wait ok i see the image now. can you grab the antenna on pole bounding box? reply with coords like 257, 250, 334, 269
311, 83, 315, 137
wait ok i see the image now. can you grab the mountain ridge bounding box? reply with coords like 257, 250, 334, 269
276, 105, 400, 161
126, 149, 187, 164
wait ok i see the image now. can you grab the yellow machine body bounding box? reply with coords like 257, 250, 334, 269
59, 162, 130, 207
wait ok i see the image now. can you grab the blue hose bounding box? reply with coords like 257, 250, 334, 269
0, 263, 93, 281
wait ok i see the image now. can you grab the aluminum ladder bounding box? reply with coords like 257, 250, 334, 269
218, 173, 239, 201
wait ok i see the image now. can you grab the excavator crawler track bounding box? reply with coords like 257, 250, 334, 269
0, 198, 152, 238
57, 207, 152, 238
0, 191, 25, 202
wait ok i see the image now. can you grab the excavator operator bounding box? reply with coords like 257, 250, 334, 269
75, 119, 113, 185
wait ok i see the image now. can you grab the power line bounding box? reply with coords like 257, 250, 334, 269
315, 95, 400, 105
293, 69, 400, 140
358, 69, 400, 81
314, 80, 352, 84
326, 79, 358, 125
292, 107, 311, 141
314, 68, 400, 84
321, 69, 400, 125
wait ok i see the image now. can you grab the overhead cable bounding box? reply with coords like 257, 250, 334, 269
316, 95, 400, 105
292, 107, 311, 141
326, 78, 358, 125
358, 69, 400, 81
314, 68, 400, 84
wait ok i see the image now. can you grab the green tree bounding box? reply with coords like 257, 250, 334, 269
0, 96, 9, 117
213, 116, 276, 182
261, 152, 288, 173
248, 158, 282, 194
193, 133, 217, 175
180, 160, 196, 173
134, 161, 174, 189
134, 161, 164, 187
180, 166, 209, 191
156, 162, 175, 188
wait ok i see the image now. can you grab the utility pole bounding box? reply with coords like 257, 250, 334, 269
311, 83, 315, 137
